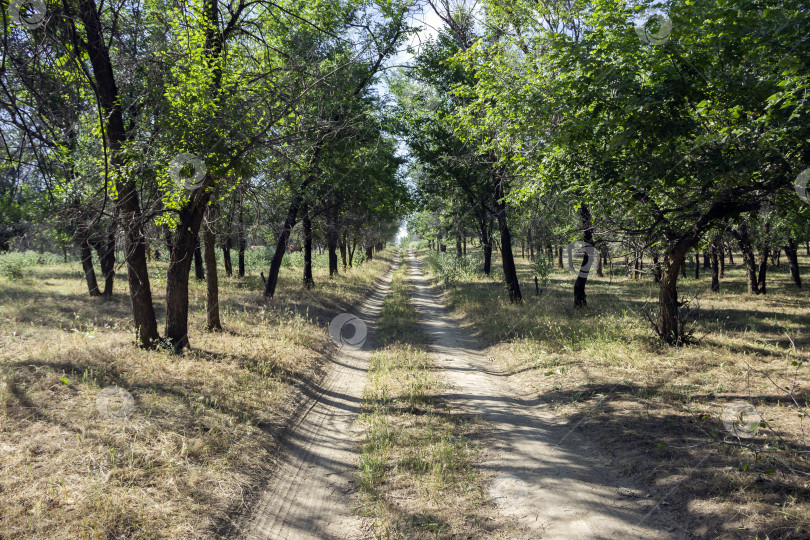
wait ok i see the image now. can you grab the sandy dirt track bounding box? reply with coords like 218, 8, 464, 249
406, 250, 679, 539
236, 250, 681, 539
235, 255, 400, 539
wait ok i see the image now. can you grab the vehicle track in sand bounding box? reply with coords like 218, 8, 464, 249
234, 255, 400, 540
406, 250, 680, 539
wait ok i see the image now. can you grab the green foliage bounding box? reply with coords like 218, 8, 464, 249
423, 252, 485, 287
531, 256, 551, 287
0, 250, 62, 279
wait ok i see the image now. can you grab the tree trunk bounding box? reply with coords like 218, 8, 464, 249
710, 242, 720, 292
263, 180, 301, 298
194, 241, 205, 281
493, 170, 521, 303
719, 242, 725, 278
349, 237, 356, 268
163, 184, 214, 350
477, 212, 493, 275
703, 251, 711, 268
731, 224, 759, 294
93, 224, 116, 297
365, 245, 373, 261
463, 235, 467, 256
659, 243, 690, 345
326, 204, 339, 278
78, 0, 158, 347
596, 245, 604, 277
784, 238, 802, 288
573, 204, 594, 307
302, 202, 314, 289
223, 236, 233, 277
203, 208, 222, 331
456, 235, 462, 258
237, 196, 246, 278
340, 230, 347, 270
78, 225, 100, 296
757, 221, 770, 294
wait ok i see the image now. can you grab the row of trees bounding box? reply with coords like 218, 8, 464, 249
399, 0, 809, 344
1, 0, 412, 350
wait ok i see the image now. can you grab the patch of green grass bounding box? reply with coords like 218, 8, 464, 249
356, 254, 493, 539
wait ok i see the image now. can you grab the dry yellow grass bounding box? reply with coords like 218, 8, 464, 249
420, 247, 810, 539
0, 249, 393, 539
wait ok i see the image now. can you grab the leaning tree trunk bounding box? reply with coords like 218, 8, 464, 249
492, 170, 521, 303
573, 203, 594, 308
263, 179, 303, 298
203, 207, 222, 331
784, 238, 802, 288
302, 202, 314, 289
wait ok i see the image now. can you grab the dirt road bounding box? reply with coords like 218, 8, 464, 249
235, 256, 400, 539
237, 250, 679, 539
406, 250, 679, 539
